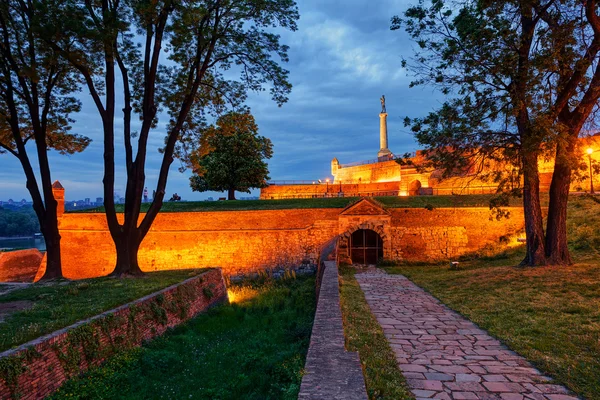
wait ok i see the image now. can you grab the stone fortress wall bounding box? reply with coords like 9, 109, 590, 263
55, 196, 526, 280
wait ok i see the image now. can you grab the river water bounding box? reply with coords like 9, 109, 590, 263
0, 237, 46, 252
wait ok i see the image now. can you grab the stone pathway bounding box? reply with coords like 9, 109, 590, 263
356, 268, 578, 400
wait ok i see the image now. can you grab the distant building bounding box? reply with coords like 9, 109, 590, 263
96, 197, 103, 205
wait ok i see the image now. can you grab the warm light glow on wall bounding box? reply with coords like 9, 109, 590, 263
227, 289, 236, 303
227, 286, 258, 304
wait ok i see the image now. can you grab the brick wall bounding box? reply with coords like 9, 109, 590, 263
332, 159, 401, 183
0, 268, 227, 400
0, 249, 43, 282
56, 206, 525, 279
57, 210, 340, 279
388, 207, 525, 256
260, 181, 401, 199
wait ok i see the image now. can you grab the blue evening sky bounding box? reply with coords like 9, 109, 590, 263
1, 0, 443, 201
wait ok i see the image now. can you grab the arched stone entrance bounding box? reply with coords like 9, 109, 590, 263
408, 180, 422, 196
350, 229, 383, 265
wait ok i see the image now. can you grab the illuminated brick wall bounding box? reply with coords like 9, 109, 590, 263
56, 205, 525, 279
0, 249, 43, 282
332, 159, 401, 183
260, 181, 401, 199
57, 209, 340, 279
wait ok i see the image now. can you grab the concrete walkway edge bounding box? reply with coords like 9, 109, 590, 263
299, 261, 368, 399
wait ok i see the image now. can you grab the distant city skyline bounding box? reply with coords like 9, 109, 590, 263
0, 0, 435, 202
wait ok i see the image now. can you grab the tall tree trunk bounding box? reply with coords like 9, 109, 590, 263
521, 151, 547, 266
19, 146, 63, 280
545, 133, 576, 265
228, 188, 236, 200
111, 230, 144, 276
41, 217, 62, 280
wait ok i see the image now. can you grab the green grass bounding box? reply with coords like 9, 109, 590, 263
382, 195, 600, 399
0, 269, 207, 352
338, 264, 412, 400
74, 194, 529, 213
50, 276, 315, 400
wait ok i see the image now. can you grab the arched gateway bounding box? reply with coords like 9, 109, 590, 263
338, 198, 391, 264
350, 229, 384, 264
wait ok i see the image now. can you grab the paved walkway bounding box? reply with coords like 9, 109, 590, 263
356, 268, 578, 400
299, 261, 367, 399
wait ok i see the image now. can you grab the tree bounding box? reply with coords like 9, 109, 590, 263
187, 112, 272, 200
395, 0, 600, 266
0, 206, 39, 237
0, 0, 90, 279
42, 0, 297, 276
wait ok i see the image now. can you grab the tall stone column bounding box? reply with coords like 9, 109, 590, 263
378, 112, 391, 158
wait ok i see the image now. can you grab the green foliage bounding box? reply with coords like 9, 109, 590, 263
50, 277, 316, 400
0, 207, 40, 237
395, 0, 600, 182
0, 347, 42, 397
0, 0, 90, 157
186, 112, 273, 199
202, 286, 215, 300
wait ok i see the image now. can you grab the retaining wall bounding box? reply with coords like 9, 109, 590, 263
0, 268, 227, 400
55, 206, 525, 279
0, 249, 43, 282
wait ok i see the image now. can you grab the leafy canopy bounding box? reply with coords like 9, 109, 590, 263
0, 0, 90, 157
394, 0, 599, 186
188, 112, 273, 195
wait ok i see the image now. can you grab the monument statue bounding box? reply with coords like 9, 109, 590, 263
378, 95, 391, 158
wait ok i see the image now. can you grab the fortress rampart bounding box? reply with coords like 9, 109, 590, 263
53, 198, 526, 279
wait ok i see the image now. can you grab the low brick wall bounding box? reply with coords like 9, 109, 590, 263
0, 268, 227, 400
0, 249, 43, 282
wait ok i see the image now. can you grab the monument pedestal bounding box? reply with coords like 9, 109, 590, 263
378, 112, 391, 158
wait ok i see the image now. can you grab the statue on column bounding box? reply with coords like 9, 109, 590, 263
380, 95, 386, 113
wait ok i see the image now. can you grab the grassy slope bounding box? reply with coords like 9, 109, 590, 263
0, 269, 206, 352
50, 277, 315, 400
76, 194, 527, 213
338, 265, 412, 400
384, 195, 600, 399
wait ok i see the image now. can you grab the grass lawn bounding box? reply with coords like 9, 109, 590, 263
0, 269, 207, 352
50, 276, 315, 400
76, 193, 527, 213
338, 265, 412, 400
382, 195, 600, 399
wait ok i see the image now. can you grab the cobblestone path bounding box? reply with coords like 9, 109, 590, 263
356, 268, 578, 400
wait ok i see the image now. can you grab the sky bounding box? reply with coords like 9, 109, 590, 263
0, 0, 443, 202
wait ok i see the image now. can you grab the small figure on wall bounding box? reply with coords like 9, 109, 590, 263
380, 95, 386, 113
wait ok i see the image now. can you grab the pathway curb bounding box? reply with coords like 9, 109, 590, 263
299, 261, 368, 399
